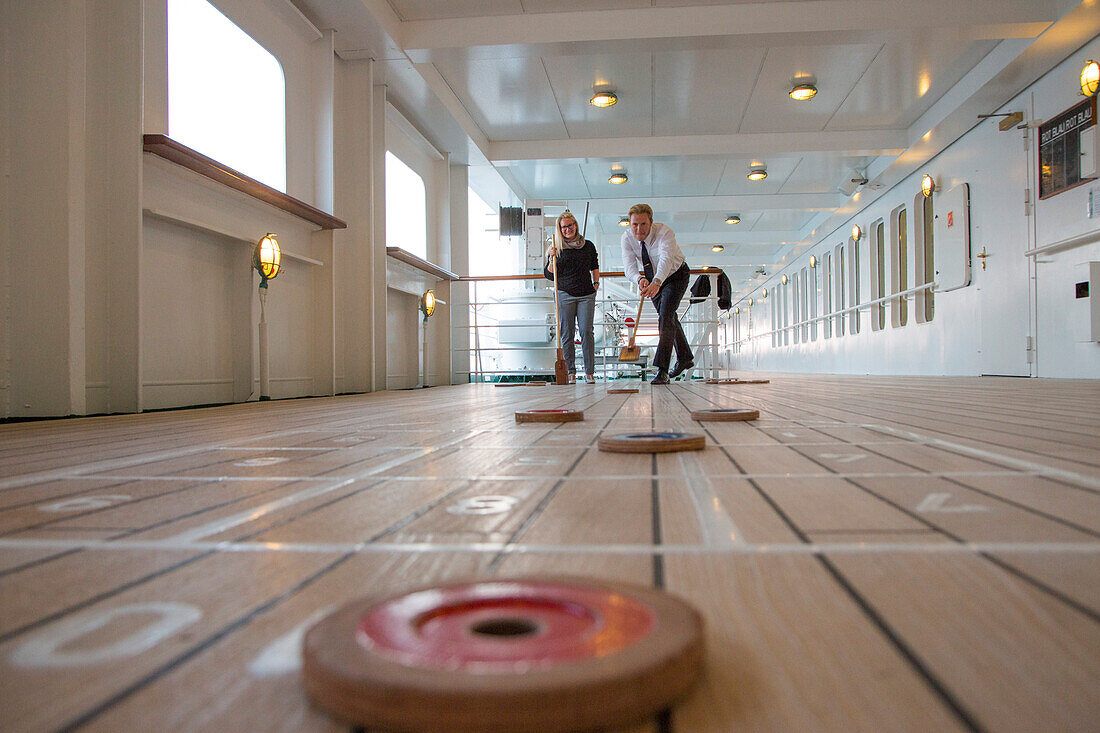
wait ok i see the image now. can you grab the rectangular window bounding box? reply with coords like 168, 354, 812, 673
834, 243, 846, 337
914, 193, 935, 323
823, 252, 833, 339
848, 237, 861, 334
871, 219, 886, 331
809, 266, 818, 341
890, 206, 908, 327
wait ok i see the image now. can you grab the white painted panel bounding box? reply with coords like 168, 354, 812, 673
653, 47, 765, 136
542, 51, 653, 139
831, 39, 998, 130
781, 154, 881, 194
651, 158, 727, 197
739, 43, 880, 133
714, 156, 801, 195
434, 56, 569, 140
387, 0, 522, 21
933, 183, 971, 292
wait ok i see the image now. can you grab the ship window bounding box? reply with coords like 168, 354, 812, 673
823, 252, 833, 339
914, 192, 935, 323
848, 236, 861, 334
834, 243, 846, 336
871, 219, 885, 331
808, 266, 818, 341
890, 205, 908, 327
386, 152, 427, 259
168, 0, 286, 191
791, 277, 800, 344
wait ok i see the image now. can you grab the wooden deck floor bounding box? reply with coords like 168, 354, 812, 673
1, 375, 1098, 732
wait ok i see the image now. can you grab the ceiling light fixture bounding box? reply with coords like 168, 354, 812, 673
921, 174, 936, 198
609, 171, 628, 184
1082, 60, 1100, 97
619, 216, 629, 226
725, 214, 741, 224
789, 83, 817, 101
712, 244, 724, 252
590, 90, 618, 108
747, 167, 768, 181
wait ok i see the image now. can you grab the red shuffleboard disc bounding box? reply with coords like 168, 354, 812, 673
514, 409, 584, 423
302, 577, 705, 732
690, 408, 760, 421
597, 431, 706, 453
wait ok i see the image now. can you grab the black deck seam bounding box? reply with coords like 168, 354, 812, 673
56, 553, 354, 732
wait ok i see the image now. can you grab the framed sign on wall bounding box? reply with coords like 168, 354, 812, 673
1038, 96, 1096, 199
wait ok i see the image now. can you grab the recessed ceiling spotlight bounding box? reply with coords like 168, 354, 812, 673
725, 214, 741, 224
590, 90, 618, 108
712, 244, 724, 252
789, 83, 817, 101
747, 167, 767, 181
609, 171, 628, 184
618, 216, 629, 226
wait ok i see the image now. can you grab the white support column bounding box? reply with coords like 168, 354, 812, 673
311, 229, 335, 395
371, 84, 388, 391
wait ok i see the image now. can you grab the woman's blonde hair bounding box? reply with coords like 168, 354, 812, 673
553, 210, 582, 250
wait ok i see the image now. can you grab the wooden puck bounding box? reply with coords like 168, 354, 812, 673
690, 408, 759, 422
597, 431, 706, 453
704, 378, 770, 385
607, 388, 639, 394
495, 383, 525, 388
525, 381, 548, 386
302, 577, 705, 733
515, 409, 584, 423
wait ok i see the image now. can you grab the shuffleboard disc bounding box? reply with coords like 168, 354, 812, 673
515, 409, 584, 423
705, 378, 770, 385
302, 576, 705, 733
597, 431, 705, 453
607, 388, 639, 394
525, 381, 548, 386
495, 383, 525, 388
690, 408, 759, 422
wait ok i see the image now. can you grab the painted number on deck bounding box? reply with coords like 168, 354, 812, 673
447, 496, 520, 515
39, 495, 132, 512
916, 493, 989, 513
9, 602, 202, 668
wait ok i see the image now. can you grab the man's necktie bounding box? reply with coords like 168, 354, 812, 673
640, 241, 654, 281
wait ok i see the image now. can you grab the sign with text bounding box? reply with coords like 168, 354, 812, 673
1039, 97, 1096, 199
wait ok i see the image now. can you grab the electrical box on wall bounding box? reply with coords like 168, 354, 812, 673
1073, 261, 1100, 342
932, 183, 971, 292
1079, 126, 1100, 180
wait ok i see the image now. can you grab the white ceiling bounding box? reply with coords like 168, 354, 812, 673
291, 0, 1095, 291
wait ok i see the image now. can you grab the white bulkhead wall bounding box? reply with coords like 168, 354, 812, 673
736, 35, 1100, 379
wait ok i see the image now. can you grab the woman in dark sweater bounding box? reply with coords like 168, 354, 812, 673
544, 211, 600, 383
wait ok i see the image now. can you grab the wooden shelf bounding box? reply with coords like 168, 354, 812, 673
142, 134, 347, 231
386, 247, 459, 281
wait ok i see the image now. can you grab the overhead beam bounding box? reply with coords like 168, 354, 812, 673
564, 193, 847, 214
401, 0, 1056, 53
488, 129, 907, 163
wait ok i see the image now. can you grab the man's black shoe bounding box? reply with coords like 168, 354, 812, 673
650, 371, 670, 385
669, 360, 694, 379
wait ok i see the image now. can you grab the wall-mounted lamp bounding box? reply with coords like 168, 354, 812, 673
253, 233, 281, 401
789, 83, 817, 101
619, 216, 629, 226
748, 298, 755, 306
419, 290, 436, 320
609, 171, 628, 184
734, 307, 740, 315
921, 174, 936, 198
809, 254, 817, 268
747, 166, 768, 181
761, 287, 769, 299
781, 274, 788, 285
254, 233, 281, 288
1082, 60, 1100, 97
851, 224, 862, 242
725, 214, 741, 224
712, 244, 724, 252
590, 90, 618, 108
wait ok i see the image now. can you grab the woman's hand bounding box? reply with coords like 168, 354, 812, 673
547, 245, 558, 258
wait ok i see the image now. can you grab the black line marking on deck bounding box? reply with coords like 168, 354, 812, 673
815, 554, 985, 733
651, 453, 664, 590
55, 553, 355, 732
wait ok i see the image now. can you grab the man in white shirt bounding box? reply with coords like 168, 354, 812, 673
620, 203, 694, 384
